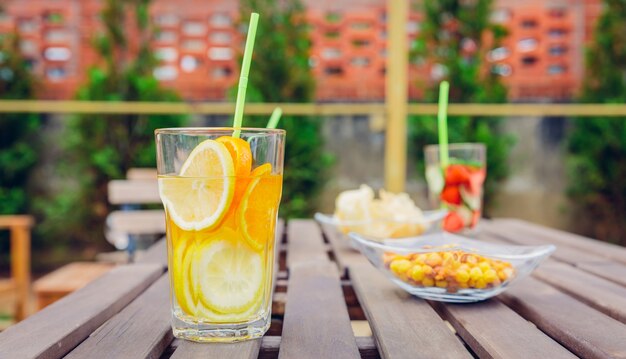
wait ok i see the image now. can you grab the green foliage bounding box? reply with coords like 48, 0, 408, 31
37, 0, 186, 250
410, 0, 513, 213
567, 0, 626, 244
238, 0, 331, 218
0, 31, 40, 216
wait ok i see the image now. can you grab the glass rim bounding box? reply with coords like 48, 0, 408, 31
424, 142, 486, 152
155, 127, 286, 136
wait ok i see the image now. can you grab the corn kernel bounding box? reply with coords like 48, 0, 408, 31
436, 280, 448, 288
470, 267, 483, 281
410, 265, 426, 282
422, 277, 435, 287
484, 269, 498, 283
426, 253, 443, 267
478, 262, 491, 273
501, 268, 514, 280
455, 270, 470, 283
474, 278, 487, 289
458, 281, 469, 289
390, 259, 412, 277
422, 265, 434, 276
415, 254, 428, 264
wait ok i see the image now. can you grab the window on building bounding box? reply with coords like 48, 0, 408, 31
183, 21, 206, 36
324, 66, 344, 75
208, 47, 233, 61
351, 57, 370, 67
0, 12, 11, 24
0, 67, 14, 81
325, 31, 340, 39
18, 18, 38, 33
549, 45, 567, 56
182, 40, 204, 51
45, 29, 69, 42
46, 67, 67, 81
490, 9, 511, 24
25, 58, 37, 70
517, 38, 538, 52
547, 64, 566, 75
350, 22, 371, 30
181, 55, 201, 73
44, 11, 64, 25
521, 19, 538, 28
20, 40, 38, 55
548, 28, 567, 38
210, 32, 232, 44
212, 66, 232, 79
487, 47, 510, 62
155, 47, 178, 62
352, 39, 370, 47
153, 65, 178, 81
321, 48, 341, 59
210, 13, 231, 28
406, 21, 420, 34
154, 14, 179, 27
154, 31, 177, 43
325, 12, 342, 23
521, 56, 538, 66
491, 63, 512, 76
44, 47, 71, 61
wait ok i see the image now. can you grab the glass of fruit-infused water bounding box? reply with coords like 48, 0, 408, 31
425, 143, 486, 232
155, 128, 284, 342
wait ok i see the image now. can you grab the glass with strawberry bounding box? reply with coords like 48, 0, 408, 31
425, 143, 486, 232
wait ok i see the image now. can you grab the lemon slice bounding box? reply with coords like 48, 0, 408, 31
159, 139, 235, 231
196, 230, 264, 314
172, 237, 196, 316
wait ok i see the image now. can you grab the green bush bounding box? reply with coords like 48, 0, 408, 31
37, 0, 186, 252
410, 0, 513, 213
567, 0, 626, 245
238, 0, 331, 218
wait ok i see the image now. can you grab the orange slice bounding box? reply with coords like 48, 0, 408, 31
237, 164, 283, 251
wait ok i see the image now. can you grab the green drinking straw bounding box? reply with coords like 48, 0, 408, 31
266, 107, 283, 129
232, 13, 260, 138
437, 80, 450, 168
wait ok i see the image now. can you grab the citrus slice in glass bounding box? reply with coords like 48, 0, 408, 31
159, 139, 235, 231
238, 164, 282, 251
196, 228, 264, 315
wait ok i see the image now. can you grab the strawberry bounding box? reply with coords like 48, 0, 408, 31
440, 185, 462, 205
443, 212, 464, 232
466, 168, 486, 195
445, 164, 470, 185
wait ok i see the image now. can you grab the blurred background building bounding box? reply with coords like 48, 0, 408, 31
0, 0, 603, 102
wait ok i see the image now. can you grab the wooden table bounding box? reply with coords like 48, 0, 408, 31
2, 218, 626, 359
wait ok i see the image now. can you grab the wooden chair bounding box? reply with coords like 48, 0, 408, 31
106, 168, 164, 262
0, 215, 33, 321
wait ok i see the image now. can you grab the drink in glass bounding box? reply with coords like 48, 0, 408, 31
425, 143, 486, 232
156, 128, 284, 342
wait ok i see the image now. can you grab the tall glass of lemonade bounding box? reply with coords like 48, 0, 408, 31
156, 128, 285, 342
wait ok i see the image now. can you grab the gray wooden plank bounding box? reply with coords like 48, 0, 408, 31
434, 300, 577, 359
321, 222, 370, 272
65, 275, 171, 359
279, 262, 360, 359
500, 276, 626, 359
108, 179, 160, 204
349, 263, 471, 359
482, 221, 626, 288
172, 339, 261, 359
0, 264, 162, 359
257, 336, 380, 359
286, 219, 329, 268
532, 261, 626, 324
495, 219, 626, 264
137, 237, 168, 267
107, 209, 165, 235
